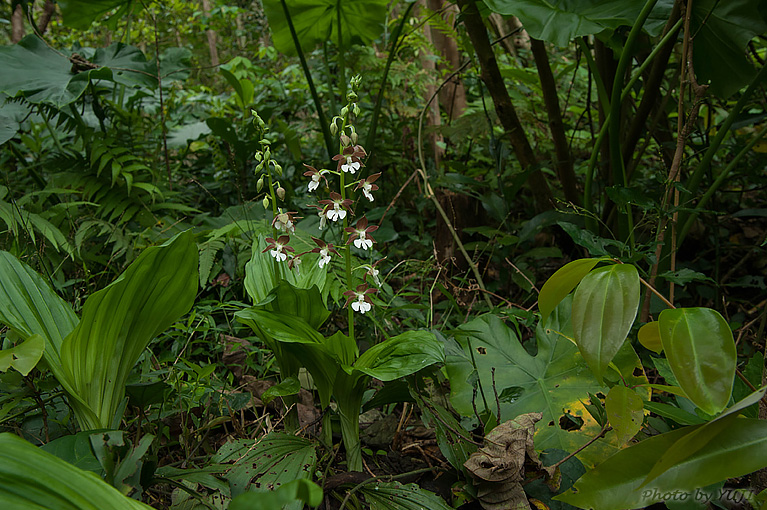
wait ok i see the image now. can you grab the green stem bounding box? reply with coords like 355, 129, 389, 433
336, 0, 347, 101
338, 126, 355, 342
336, 376, 366, 472
679, 122, 767, 245
681, 63, 767, 211
608, 0, 658, 248
365, 1, 417, 157
38, 107, 65, 154
279, 0, 335, 159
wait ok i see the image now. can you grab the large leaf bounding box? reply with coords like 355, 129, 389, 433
57, 0, 134, 30
353, 331, 444, 381
482, 0, 672, 47
213, 434, 317, 503
0, 36, 159, 108
642, 386, 767, 486
0, 251, 79, 373
691, 0, 767, 98
59, 230, 198, 430
262, 0, 389, 56
445, 298, 648, 467
555, 418, 767, 510
360, 481, 453, 510
262, 280, 330, 331
0, 433, 152, 510
538, 258, 603, 326
572, 264, 640, 383
658, 307, 736, 415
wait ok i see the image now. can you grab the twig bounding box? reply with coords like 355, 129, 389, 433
522, 424, 611, 486
639, 276, 676, 310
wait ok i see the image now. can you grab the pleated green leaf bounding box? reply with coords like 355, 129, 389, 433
572, 264, 640, 383
0, 251, 78, 369
556, 418, 767, 509
0, 433, 152, 510
658, 307, 736, 415
59, 230, 198, 430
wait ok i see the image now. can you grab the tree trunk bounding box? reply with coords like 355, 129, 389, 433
457, 0, 553, 212
201, 0, 220, 67
37, 0, 57, 35
11, 2, 25, 43
427, 0, 467, 121
530, 38, 580, 206
420, 0, 445, 168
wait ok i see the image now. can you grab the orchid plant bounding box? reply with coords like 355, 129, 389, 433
236, 77, 443, 472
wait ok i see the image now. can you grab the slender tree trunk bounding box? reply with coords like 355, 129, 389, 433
11, 2, 25, 43
457, 0, 553, 212
37, 0, 56, 35
530, 38, 580, 206
428, 0, 467, 121
201, 0, 220, 67
420, 0, 445, 168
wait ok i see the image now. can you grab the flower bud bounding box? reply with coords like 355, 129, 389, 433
330, 121, 338, 137
262, 196, 270, 209
340, 106, 349, 117
255, 162, 264, 172
276, 186, 286, 200
273, 163, 283, 176
350, 131, 358, 144
255, 152, 263, 162
353, 103, 360, 116
347, 92, 358, 102
257, 176, 264, 192
340, 133, 351, 147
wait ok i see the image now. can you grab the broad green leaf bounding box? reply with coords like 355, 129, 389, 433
445, 298, 648, 468
605, 385, 644, 444
57, 0, 133, 30
0, 251, 78, 374
538, 258, 602, 326
0, 36, 155, 108
230, 479, 322, 510
353, 331, 444, 381
658, 307, 736, 415
262, 0, 388, 56
0, 334, 44, 376
60, 230, 198, 430
261, 376, 301, 405
572, 264, 640, 383
0, 433, 152, 510
213, 434, 317, 502
691, 0, 767, 98
638, 321, 662, 353
360, 481, 453, 510
642, 385, 767, 486
555, 418, 767, 510
482, 0, 672, 48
